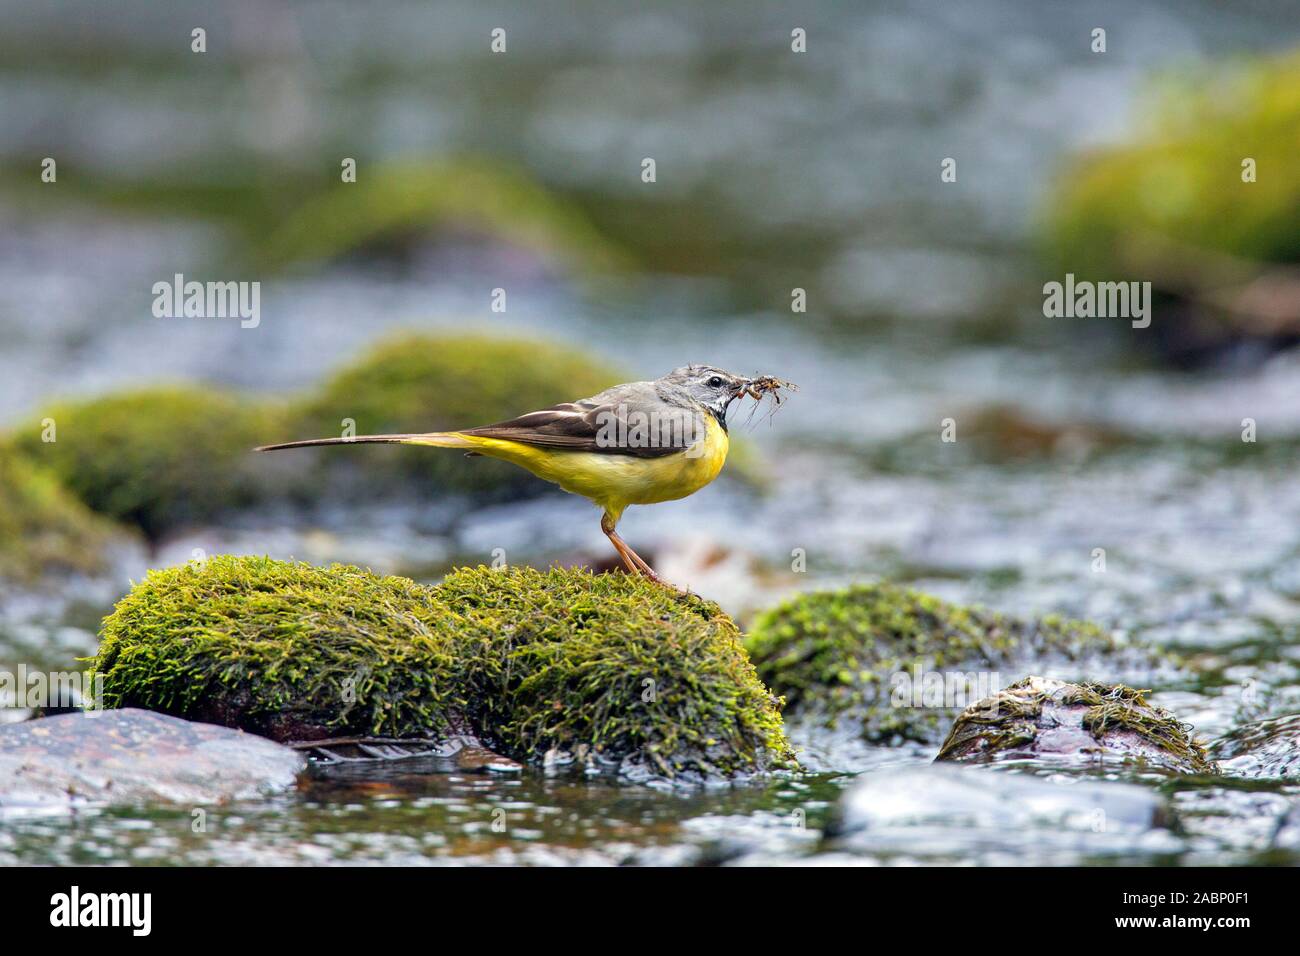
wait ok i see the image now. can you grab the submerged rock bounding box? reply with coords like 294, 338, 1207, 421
1211, 713, 1300, 779
825, 764, 1176, 862
745, 582, 1167, 746
300, 734, 523, 776
7, 387, 286, 542
0, 708, 304, 812
1273, 802, 1300, 851
91, 556, 795, 780
956, 403, 1135, 463
936, 676, 1215, 774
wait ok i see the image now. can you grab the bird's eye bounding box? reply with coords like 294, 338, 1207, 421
707, 376, 724, 388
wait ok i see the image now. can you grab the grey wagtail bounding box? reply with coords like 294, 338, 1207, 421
257, 365, 793, 587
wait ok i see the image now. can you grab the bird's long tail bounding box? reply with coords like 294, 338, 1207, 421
255, 432, 475, 452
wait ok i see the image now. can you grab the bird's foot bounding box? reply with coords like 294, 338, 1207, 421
613, 545, 691, 595
631, 565, 691, 596
603, 521, 693, 596
620, 546, 685, 592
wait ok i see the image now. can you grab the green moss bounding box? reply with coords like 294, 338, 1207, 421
92, 556, 459, 742
8, 387, 286, 542
283, 332, 626, 497
1042, 50, 1300, 303
0, 453, 130, 583
90, 556, 795, 779
260, 157, 630, 276
744, 583, 1152, 743
439, 565, 794, 777
936, 676, 1214, 773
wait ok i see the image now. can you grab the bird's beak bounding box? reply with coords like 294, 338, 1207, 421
728, 378, 752, 404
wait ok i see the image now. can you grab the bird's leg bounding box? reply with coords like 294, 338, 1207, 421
601, 513, 674, 587
621, 542, 659, 578
601, 513, 641, 574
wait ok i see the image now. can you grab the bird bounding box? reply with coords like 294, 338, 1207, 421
256, 365, 791, 589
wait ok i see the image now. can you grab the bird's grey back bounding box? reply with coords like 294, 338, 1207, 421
579, 379, 687, 412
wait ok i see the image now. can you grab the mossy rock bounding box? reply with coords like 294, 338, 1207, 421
1045, 50, 1300, 278
259, 157, 630, 276
745, 582, 1165, 744
0, 452, 130, 584
8, 387, 287, 542
90, 555, 795, 780
936, 676, 1214, 774
1041, 49, 1300, 359
284, 333, 625, 498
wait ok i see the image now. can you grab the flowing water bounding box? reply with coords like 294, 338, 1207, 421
2, 0, 1299, 865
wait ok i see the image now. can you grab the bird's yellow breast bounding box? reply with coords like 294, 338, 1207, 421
457, 413, 730, 518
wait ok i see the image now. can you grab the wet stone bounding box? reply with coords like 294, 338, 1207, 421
1273, 802, 1300, 851
826, 764, 1176, 862
1211, 713, 1300, 779
0, 708, 304, 813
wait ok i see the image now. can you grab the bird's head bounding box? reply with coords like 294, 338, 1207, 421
658, 365, 753, 421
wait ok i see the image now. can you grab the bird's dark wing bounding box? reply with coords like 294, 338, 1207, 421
461, 396, 699, 459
